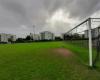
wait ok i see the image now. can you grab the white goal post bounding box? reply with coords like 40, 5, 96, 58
88, 18, 93, 67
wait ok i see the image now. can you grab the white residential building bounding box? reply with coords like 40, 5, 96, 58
0, 33, 8, 42
7, 34, 16, 42
84, 30, 89, 38
0, 33, 16, 43
84, 26, 100, 38
40, 31, 55, 40
92, 27, 100, 38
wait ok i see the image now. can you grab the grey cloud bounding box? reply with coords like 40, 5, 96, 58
0, 0, 100, 37
67, 0, 100, 19
0, 0, 31, 25
43, 0, 100, 19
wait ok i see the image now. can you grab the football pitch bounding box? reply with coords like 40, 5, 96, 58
0, 42, 100, 80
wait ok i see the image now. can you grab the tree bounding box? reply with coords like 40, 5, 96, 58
25, 36, 32, 40
16, 38, 24, 43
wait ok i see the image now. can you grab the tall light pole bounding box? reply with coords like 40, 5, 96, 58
33, 25, 35, 35
33, 25, 36, 41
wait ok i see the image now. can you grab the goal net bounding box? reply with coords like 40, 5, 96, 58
63, 18, 100, 67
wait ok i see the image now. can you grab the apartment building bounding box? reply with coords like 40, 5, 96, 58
40, 31, 55, 40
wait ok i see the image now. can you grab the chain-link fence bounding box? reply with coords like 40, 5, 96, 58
63, 18, 100, 67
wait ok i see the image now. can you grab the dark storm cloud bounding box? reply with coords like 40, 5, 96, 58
0, 0, 100, 37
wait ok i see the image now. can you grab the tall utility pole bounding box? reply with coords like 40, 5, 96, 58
88, 18, 93, 67
33, 25, 35, 35
32, 25, 35, 40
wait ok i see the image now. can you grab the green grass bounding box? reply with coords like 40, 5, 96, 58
0, 42, 100, 80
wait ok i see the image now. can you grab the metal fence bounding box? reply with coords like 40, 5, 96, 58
64, 18, 100, 67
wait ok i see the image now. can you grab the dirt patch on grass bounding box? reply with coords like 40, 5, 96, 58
53, 48, 73, 57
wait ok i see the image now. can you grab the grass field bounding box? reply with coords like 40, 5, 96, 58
0, 42, 100, 80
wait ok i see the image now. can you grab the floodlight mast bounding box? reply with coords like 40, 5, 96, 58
33, 24, 36, 41
33, 25, 35, 35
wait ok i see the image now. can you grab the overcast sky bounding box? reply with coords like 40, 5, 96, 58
0, 0, 100, 37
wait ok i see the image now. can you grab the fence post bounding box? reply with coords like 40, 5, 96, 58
88, 18, 93, 67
